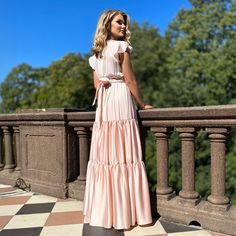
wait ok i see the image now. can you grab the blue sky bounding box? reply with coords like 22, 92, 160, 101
0, 0, 191, 83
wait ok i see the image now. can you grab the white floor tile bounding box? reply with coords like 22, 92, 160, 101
0, 204, 23, 216
39, 224, 83, 236
4, 213, 50, 229
0, 184, 12, 188
26, 194, 58, 204
52, 201, 83, 212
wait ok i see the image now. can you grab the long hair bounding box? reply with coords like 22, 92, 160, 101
92, 10, 131, 58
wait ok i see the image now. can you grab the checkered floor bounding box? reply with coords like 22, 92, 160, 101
0, 184, 229, 236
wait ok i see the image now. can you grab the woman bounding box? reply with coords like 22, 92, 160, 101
83, 9, 153, 230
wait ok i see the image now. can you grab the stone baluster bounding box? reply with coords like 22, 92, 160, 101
206, 128, 230, 205
151, 127, 174, 198
177, 128, 200, 202
13, 127, 21, 171
0, 129, 4, 170
2, 126, 15, 171
75, 127, 90, 182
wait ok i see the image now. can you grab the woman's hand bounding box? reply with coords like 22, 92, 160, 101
140, 104, 153, 110
100, 78, 111, 89
102, 81, 111, 88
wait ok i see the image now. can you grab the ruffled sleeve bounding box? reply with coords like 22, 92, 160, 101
88, 55, 96, 70
117, 41, 133, 54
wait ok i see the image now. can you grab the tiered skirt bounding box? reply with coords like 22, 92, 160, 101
83, 81, 152, 229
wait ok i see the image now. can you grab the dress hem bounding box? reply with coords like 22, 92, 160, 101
83, 218, 153, 230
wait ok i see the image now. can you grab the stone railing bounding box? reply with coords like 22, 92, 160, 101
0, 106, 235, 235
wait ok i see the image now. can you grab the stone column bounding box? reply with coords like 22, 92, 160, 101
75, 127, 90, 182
2, 126, 15, 171
151, 127, 173, 197
206, 128, 230, 205
0, 129, 4, 170
13, 127, 21, 171
177, 128, 199, 201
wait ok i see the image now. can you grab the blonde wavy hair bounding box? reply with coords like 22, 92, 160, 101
92, 10, 131, 58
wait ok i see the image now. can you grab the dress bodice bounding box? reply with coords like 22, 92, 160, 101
88, 40, 133, 80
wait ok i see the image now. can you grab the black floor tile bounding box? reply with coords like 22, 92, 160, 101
16, 202, 55, 215
160, 219, 200, 233
0, 227, 43, 236
82, 223, 125, 236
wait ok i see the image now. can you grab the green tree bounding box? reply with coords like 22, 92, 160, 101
0, 63, 46, 112
165, 0, 236, 107
0, 53, 94, 112
33, 53, 94, 110
130, 22, 170, 107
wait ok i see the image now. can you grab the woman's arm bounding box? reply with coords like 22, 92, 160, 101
92, 71, 100, 89
121, 52, 152, 109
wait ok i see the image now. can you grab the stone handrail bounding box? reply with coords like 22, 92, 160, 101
0, 105, 235, 235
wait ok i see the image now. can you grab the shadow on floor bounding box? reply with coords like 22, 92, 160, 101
82, 224, 125, 236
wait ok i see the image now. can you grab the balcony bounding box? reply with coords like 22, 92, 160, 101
0, 105, 235, 235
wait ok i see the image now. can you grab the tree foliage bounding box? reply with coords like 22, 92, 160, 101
130, 22, 170, 107
165, 0, 236, 107
33, 53, 94, 110
0, 64, 46, 112
0, 53, 94, 112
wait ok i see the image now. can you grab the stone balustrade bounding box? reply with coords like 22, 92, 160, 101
0, 105, 235, 235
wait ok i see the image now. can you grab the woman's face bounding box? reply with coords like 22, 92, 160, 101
110, 14, 126, 40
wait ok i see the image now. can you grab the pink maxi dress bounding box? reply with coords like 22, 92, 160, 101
83, 39, 152, 229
